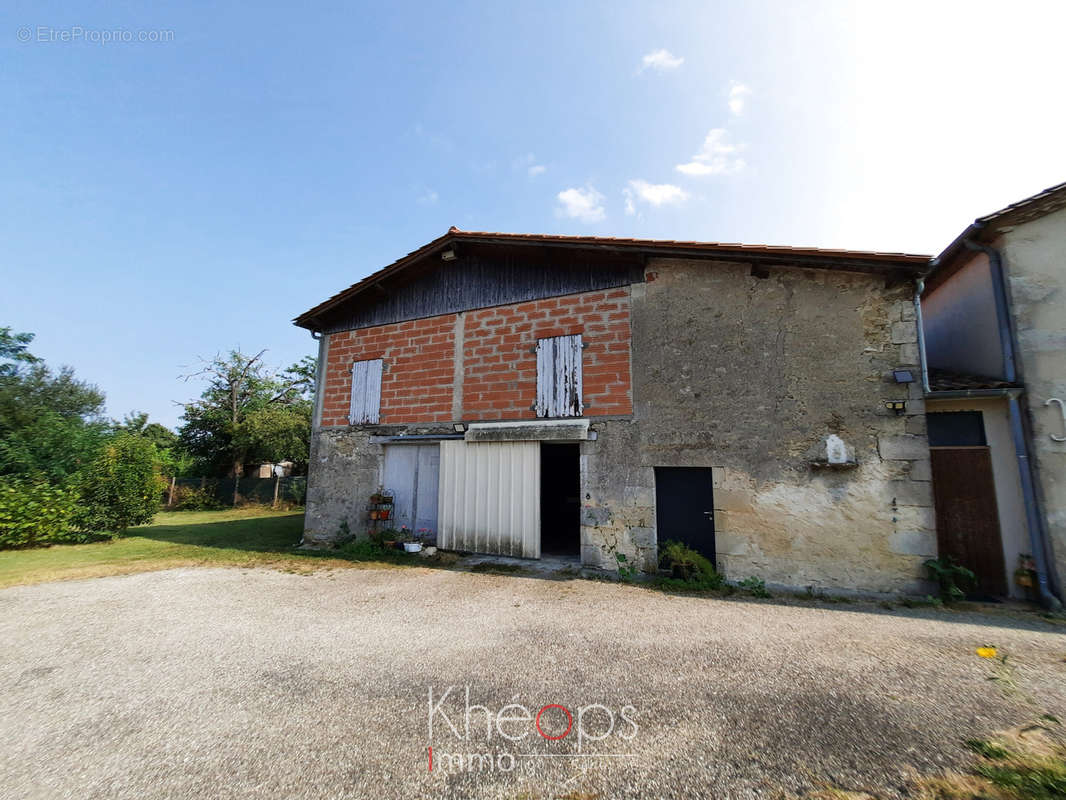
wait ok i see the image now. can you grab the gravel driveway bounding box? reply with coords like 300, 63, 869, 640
1, 566, 1063, 800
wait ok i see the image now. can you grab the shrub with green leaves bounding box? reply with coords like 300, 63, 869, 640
0, 477, 78, 548
737, 576, 771, 598
924, 555, 976, 603
72, 434, 165, 536
658, 540, 723, 589
172, 485, 223, 511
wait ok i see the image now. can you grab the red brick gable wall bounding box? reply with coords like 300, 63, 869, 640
319, 288, 632, 426
321, 314, 456, 427
463, 289, 632, 420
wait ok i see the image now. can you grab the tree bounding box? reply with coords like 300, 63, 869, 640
0, 360, 109, 482
177, 350, 314, 504
0, 326, 169, 547
117, 412, 194, 478
72, 434, 165, 535
0, 327, 42, 377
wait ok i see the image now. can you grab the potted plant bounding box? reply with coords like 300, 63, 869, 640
394, 526, 420, 552
379, 507, 391, 521
1014, 560, 1034, 588
380, 528, 399, 549
370, 489, 384, 504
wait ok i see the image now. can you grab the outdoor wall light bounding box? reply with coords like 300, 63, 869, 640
884, 400, 907, 415
892, 369, 915, 384
453, 422, 466, 433
441, 249, 457, 261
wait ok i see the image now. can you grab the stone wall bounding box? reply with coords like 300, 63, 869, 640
305, 256, 937, 595
577, 258, 936, 594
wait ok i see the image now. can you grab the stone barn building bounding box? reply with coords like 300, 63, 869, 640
295, 228, 935, 594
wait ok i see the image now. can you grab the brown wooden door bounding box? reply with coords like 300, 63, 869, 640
929, 447, 1007, 596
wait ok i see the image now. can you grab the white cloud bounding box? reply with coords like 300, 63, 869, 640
728, 81, 751, 115
555, 185, 606, 223
624, 180, 689, 214
640, 48, 683, 72
514, 152, 546, 178
417, 188, 439, 205
675, 128, 746, 176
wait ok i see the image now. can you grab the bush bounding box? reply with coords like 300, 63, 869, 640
172, 485, 224, 511
72, 435, 165, 536
737, 576, 771, 598
658, 540, 723, 590
288, 476, 307, 506
924, 555, 976, 603
0, 477, 78, 548
337, 536, 402, 561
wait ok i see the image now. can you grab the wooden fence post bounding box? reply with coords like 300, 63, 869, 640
273, 474, 281, 509
167, 476, 177, 508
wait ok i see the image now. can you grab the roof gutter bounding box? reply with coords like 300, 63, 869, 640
958, 232, 1060, 609
926, 387, 1020, 399
914, 278, 932, 395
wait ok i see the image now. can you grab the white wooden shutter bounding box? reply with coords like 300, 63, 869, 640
536, 334, 583, 418
349, 358, 383, 424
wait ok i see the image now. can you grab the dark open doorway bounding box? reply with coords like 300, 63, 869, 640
540, 443, 581, 556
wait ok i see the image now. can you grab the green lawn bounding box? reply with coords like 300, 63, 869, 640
0, 509, 371, 589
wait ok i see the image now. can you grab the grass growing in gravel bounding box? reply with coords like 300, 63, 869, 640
926, 726, 1066, 800
803, 723, 1066, 800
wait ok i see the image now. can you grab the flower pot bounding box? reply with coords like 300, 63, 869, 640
369, 510, 379, 520
1015, 570, 1033, 588
403, 542, 423, 553
379, 509, 390, 520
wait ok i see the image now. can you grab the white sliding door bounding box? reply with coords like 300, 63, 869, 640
438, 440, 540, 558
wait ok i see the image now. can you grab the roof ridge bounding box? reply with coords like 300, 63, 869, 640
294, 230, 931, 328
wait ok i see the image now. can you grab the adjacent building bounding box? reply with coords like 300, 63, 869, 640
295, 228, 936, 594
921, 182, 1066, 606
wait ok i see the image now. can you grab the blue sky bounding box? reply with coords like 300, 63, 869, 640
3, 0, 1065, 428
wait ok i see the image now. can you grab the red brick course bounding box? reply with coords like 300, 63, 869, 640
462, 289, 632, 420
319, 288, 633, 426
320, 314, 456, 426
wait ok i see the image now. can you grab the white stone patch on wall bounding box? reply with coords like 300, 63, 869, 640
826, 434, 850, 464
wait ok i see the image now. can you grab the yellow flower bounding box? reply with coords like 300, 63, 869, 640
976, 646, 997, 658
